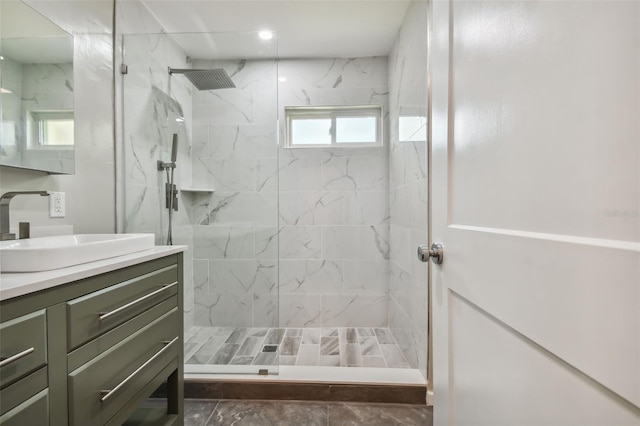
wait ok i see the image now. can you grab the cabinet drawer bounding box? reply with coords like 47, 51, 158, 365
0, 388, 48, 426
67, 264, 177, 350
0, 367, 47, 416
0, 310, 47, 389
68, 308, 179, 426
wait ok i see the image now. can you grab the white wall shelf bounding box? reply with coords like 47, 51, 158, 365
179, 188, 215, 194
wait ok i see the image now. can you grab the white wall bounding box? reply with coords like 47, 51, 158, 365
0, 0, 115, 235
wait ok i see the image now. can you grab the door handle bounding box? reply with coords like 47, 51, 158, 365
417, 243, 443, 264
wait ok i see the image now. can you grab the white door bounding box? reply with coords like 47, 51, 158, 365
430, 1, 640, 424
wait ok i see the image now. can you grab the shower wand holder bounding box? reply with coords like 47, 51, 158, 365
157, 160, 176, 170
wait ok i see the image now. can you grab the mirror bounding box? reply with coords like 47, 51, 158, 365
1, 0, 74, 174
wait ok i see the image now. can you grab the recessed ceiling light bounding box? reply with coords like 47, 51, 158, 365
0, 56, 4, 60
278, 77, 287, 82
258, 31, 273, 41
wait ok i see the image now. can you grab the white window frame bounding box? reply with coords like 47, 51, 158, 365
27, 110, 74, 149
284, 105, 383, 148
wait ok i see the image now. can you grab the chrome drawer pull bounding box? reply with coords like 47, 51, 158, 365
0, 347, 35, 368
98, 282, 177, 321
100, 336, 178, 403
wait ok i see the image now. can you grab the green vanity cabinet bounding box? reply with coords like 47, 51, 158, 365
0, 309, 48, 389
0, 252, 184, 426
0, 389, 49, 426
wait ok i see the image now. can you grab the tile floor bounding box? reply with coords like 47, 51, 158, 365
185, 327, 411, 368
182, 399, 433, 426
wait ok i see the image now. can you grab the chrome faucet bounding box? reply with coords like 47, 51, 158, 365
0, 191, 51, 240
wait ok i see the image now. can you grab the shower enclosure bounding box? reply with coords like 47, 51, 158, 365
118, 0, 429, 385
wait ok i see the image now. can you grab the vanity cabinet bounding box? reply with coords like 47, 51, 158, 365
0, 252, 184, 426
0, 310, 49, 426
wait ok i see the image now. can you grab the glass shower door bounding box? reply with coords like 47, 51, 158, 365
120, 31, 280, 375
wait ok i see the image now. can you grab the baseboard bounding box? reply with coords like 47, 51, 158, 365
153, 380, 427, 405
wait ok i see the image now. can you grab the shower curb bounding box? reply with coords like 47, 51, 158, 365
154, 380, 427, 405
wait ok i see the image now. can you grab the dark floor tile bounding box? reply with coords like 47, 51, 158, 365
206, 400, 327, 426
184, 399, 218, 426
320, 336, 340, 355
236, 337, 264, 357
327, 402, 433, 426
225, 328, 249, 344
210, 344, 240, 364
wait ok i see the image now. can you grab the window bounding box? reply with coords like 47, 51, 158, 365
27, 111, 74, 148
284, 105, 382, 148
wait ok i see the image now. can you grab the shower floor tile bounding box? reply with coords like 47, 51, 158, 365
185, 327, 410, 368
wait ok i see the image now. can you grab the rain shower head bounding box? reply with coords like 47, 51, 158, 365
168, 67, 236, 90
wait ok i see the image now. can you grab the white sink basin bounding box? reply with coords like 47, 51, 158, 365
0, 234, 155, 272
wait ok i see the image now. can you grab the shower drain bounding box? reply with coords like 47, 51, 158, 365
262, 345, 278, 353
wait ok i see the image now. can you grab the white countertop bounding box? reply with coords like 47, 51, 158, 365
0, 245, 186, 301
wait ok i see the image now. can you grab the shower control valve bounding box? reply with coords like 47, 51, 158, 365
165, 183, 178, 211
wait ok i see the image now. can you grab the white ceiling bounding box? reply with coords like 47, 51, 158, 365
141, 0, 412, 59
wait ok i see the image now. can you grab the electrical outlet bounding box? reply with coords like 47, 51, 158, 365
49, 192, 65, 218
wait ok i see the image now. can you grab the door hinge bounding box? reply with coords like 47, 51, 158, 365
121, 64, 128, 75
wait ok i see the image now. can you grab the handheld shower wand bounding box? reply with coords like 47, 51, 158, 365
158, 133, 179, 245
171, 133, 178, 163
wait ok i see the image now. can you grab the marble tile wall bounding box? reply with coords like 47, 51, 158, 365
387, 0, 429, 380
276, 58, 390, 328
117, 3, 196, 329
189, 58, 279, 329
192, 57, 391, 329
